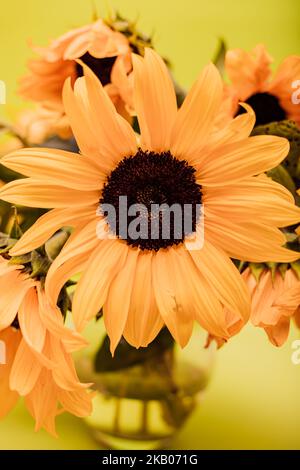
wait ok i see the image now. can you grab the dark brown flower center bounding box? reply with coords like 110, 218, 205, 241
236, 92, 287, 125
100, 150, 202, 251
76, 53, 117, 86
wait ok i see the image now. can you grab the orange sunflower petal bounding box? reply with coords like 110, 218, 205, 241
132, 48, 177, 152
9, 339, 42, 396
104, 247, 139, 353
0, 178, 100, 208
196, 135, 289, 186
9, 205, 97, 257
72, 240, 128, 332
18, 287, 46, 353
170, 63, 222, 159
1, 148, 105, 191
45, 218, 100, 304
0, 270, 34, 330
123, 251, 163, 348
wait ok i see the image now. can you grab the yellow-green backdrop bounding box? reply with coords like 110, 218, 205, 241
0, 0, 300, 450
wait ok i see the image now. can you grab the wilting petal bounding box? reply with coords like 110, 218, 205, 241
0, 328, 21, 418
57, 388, 94, 418
18, 287, 46, 353
47, 336, 89, 391
10, 339, 42, 396
225, 45, 273, 100
25, 369, 59, 435
265, 316, 291, 347
37, 288, 87, 352
0, 270, 34, 330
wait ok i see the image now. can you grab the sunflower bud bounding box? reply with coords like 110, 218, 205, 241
45, 230, 69, 262
30, 250, 51, 278
251, 120, 300, 183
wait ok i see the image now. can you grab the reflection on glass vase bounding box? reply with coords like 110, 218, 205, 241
76, 325, 215, 450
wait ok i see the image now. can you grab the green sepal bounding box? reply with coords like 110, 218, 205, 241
57, 286, 71, 320
94, 328, 175, 373
8, 253, 31, 265
105, 11, 152, 57
278, 263, 288, 279
266, 262, 278, 282
0, 231, 18, 253
213, 38, 226, 76
291, 261, 300, 280
249, 262, 265, 282
285, 230, 298, 244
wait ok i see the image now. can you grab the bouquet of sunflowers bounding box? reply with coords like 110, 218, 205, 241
0, 9, 300, 444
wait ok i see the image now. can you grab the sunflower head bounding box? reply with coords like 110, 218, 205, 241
2, 48, 300, 354
18, 15, 155, 142
224, 45, 300, 127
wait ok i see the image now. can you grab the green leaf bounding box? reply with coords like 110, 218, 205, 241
249, 262, 265, 282
213, 38, 227, 76
94, 328, 175, 373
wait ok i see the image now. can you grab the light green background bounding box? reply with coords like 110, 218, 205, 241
0, 0, 300, 450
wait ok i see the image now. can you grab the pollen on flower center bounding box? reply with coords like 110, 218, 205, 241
76, 53, 117, 86
236, 92, 287, 126
100, 150, 202, 251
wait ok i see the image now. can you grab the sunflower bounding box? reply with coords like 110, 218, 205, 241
242, 266, 300, 346
0, 255, 93, 435
224, 44, 300, 126
19, 17, 148, 138
1, 49, 300, 354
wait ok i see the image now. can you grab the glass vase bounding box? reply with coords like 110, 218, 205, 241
76, 325, 215, 450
